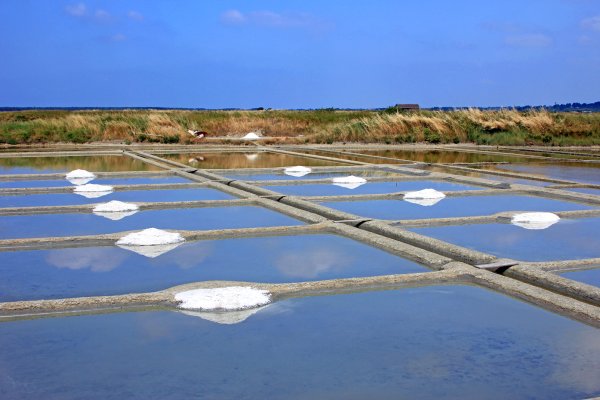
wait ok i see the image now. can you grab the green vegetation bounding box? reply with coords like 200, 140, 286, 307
0, 108, 598, 146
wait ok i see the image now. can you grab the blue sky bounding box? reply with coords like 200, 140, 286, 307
1, 0, 599, 108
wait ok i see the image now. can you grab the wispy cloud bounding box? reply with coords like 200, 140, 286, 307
505, 33, 552, 47
65, 3, 87, 17
94, 9, 112, 22
581, 15, 600, 32
127, 10, 144, 22
221, 9, 328, 31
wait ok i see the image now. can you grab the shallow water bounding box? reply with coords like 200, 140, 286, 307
560, 268, 600, 288
322, 195, 593, 220
0, 175, 190, 189
354, 149, 538, 164
424, 165, 550, 187
225, 170, 401, 181
0, 187, 234, 208
300, 150, 408, 164
411, 218, 600, 261
0, 234, 425, 301
0, 155, 161, 175
159, 152, 344, 169
0, 286, 598, 399
265, 180, 481, 197
0, 206, 302, 239
489, 163, 600, 185
565, 187, 600, 196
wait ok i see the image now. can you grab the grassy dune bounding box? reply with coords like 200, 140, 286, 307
0, 108, 598, 146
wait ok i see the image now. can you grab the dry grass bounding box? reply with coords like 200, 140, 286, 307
0, 108, 598, 146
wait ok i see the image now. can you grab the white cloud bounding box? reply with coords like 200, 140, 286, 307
94, 9, 112, 22
65, 3, 87, 17
581, 15, 600, 32
127, 10, 144, 22
505, 33, 552, 47
221, 9, 326, 31
111, 33, 127, 42
221, 9, 246, 24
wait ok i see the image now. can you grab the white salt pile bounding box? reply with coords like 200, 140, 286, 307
403, 188, 446, 207
179, 305, 269, 325
511, 212, 560, 230
332, 175, 367, 190
284, 166, 312, 177
245, 153, 260, 161
175, 286, 271, 311
65, 169, 96, 185
93, 201, 139, 221
73, 183, 114, 198
116, 228, 185, 258
242, 132, 261, 140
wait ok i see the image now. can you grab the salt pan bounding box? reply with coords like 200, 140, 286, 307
242, 132, 261, 140
403, 188, 446, 206
175, 286, 271, 311
284, 166, 312, 177
511, 212, 560, 230
332, 175, 367, 190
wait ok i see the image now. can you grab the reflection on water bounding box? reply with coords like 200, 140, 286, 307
0, 187, 234, 208
0, 206, 302, 239
411, 218, 600, 261
424, 165, 550, 186
323, 195, 592, 220
355, 149, 537, 163
266, 180, 480, 197
490, 162, 600, 185
0, 286, 598, 399
0, 234, 425, 301
300, 150, 408, 164
0, 176, 190, 189
160, 152, 342, 169
0, 155, 162, 175
225, 170, 401, 181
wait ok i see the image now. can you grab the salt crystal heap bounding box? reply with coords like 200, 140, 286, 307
403, 188, 446, 206
65, 169, 96, 185
73, 183, 114, 199
332, 175, 367, 190
242, 132, 261, 140
284, 166, 312, 178
175, 286, 272, 311
93, 200, 139, 221
511, 212, 560, 230
116, 228, 185, 258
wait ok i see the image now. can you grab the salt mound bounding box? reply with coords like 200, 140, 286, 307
93, 201, 139, 220
116, 228, 184, 246
403, 188, 446, 207
175, 287, 271, 311
245, 153, 259, 161
94, 200, 139, 213
511, 212, 560, 230
242, 132, 261, 140
179, 305, 269, 325
332, 175, 367, 190
116, 228, 185, 258
284, 166, 312, 177
66, 169, 96, 185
